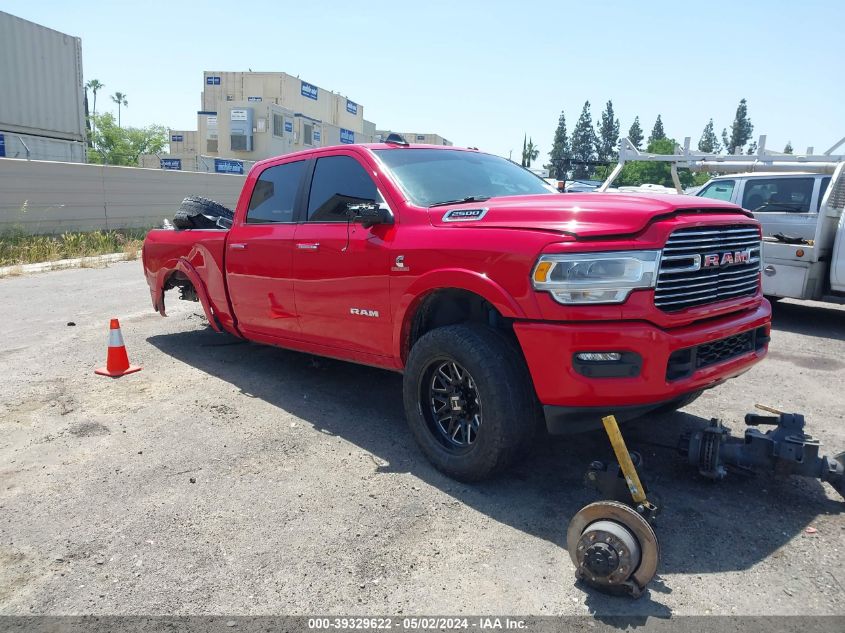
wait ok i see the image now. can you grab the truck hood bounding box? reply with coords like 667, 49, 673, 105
428, 193, 751, 238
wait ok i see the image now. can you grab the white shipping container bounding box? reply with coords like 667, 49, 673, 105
0, 11, 86, 142
0, 130, 86, 163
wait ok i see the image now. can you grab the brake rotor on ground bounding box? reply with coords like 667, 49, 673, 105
566, 500, 660, 598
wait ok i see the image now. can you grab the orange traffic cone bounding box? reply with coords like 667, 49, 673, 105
95, 318, 142, 377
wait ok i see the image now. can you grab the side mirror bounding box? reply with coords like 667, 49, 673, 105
346, 202, 394, 228
216, 216, 233, 229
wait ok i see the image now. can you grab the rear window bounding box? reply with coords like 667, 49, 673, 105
742, 177, 814, 213
697, 180, 735, 202
246, 160, 305, 223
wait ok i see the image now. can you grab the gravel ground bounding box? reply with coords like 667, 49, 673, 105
0, 261, 843, 617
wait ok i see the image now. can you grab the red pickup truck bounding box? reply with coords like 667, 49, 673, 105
143, 142, 771, 481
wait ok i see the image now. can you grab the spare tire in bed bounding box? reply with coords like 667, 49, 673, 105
173, 196, 234, 229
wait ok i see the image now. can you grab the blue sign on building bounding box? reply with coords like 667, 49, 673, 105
284, 121, 293, 133
171, 134, 184, 142
247, 96, 262, 102
301, 81, 318, 100
0, 133, 5, 158
160, 158, 182, 170
416, 135, 426, 141
313, 130, 321, 142
206, 76, 221, 85
346, 99, 358, 115
340, 129, 355, 144
214, 158, 244, 175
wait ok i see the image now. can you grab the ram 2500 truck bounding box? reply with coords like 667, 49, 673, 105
142, 143, 771, 481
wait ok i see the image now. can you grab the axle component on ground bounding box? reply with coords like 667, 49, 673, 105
679, 409, 845, 500
567, 501, 659, 598
568, 415, 661, 598
584, 453, 660, 523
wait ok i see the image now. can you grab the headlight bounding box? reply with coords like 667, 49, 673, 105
531, 250, 660, 305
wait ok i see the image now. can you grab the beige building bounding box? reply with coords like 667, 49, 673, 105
376, 130, 453, 146
143, 70, 452, 172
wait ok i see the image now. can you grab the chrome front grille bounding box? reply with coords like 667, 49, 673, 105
655, 225, 761, 311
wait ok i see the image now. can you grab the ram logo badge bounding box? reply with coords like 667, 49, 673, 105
350, 308, 379, 318
703, 250, 752, 268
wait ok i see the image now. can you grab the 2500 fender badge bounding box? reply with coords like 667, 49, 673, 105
442, 208, 488, 222
350, 308, 379, 317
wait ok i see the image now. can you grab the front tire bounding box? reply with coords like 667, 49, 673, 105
403, 324, 538, 481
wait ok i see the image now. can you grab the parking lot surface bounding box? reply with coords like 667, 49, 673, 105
1, 261, 843, 616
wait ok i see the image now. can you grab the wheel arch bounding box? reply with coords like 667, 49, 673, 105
394, 270, 526, 366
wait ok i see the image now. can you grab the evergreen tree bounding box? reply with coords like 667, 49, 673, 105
547, 111, 570, 178
724, 98, 754, 154
697, 119, 721, 153
627, 117, 644, 150
596, 100, 620, 162
746, 141, 758, 155
570, 101, 597, 179
521, 134, 527, 167
647, 115, 666, 145
784, 141, 794, 154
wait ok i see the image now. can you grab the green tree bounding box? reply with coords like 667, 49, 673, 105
616, 138, 695, 188
647, 115, 666, 145
570, 101, 597, 179
596, 100, 620, 162
628, 116, 644, 150
522, 137, 539, 168
697, 119, 721, 153
86, 80, 104, 122
722, 98, 753, 154
87, 113, 167, 166
521, 134, 527, 167
784, 141, 794, 154
111, 91, 128, 127
547, 111, 570, 178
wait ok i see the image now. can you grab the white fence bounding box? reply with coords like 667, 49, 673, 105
0, 158, 246, 234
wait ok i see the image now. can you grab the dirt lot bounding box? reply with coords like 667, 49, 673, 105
1, 261, 843, 617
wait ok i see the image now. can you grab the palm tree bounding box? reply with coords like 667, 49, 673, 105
85, 79, 104, 139
111, 91, 128, 127
525, 138, 539, 168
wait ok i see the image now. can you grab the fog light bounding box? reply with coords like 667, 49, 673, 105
576, 352, 623, 362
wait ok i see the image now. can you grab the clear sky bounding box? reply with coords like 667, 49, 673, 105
4, 0, 843, 160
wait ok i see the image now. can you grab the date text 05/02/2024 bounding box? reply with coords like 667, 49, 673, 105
307, 617, 527, 630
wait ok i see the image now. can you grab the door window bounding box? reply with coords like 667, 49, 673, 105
697, 180, 735, 202
818, 177, 832, 210
741, 177, 814, 212
245, 160, 305, 223
306, 155, 381, 223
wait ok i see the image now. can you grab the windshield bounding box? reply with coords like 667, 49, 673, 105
697, 179, 735, 202
373, 148, 556, 207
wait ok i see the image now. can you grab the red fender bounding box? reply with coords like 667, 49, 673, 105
393, 268, 526, 363
172, 257, 222, 333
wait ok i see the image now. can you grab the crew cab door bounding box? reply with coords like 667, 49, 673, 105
741, 176, 818, 240
225, 159, 307, 339
292, 152, 395, 358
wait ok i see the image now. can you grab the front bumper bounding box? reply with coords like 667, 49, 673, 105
513, 301, 771, 429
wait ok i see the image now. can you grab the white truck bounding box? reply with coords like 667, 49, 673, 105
600, 136, 845, 304
759, 162, 845, 302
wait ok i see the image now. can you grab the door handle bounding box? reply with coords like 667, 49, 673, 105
229, 243, 247, 250
296, 242, 320, 251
